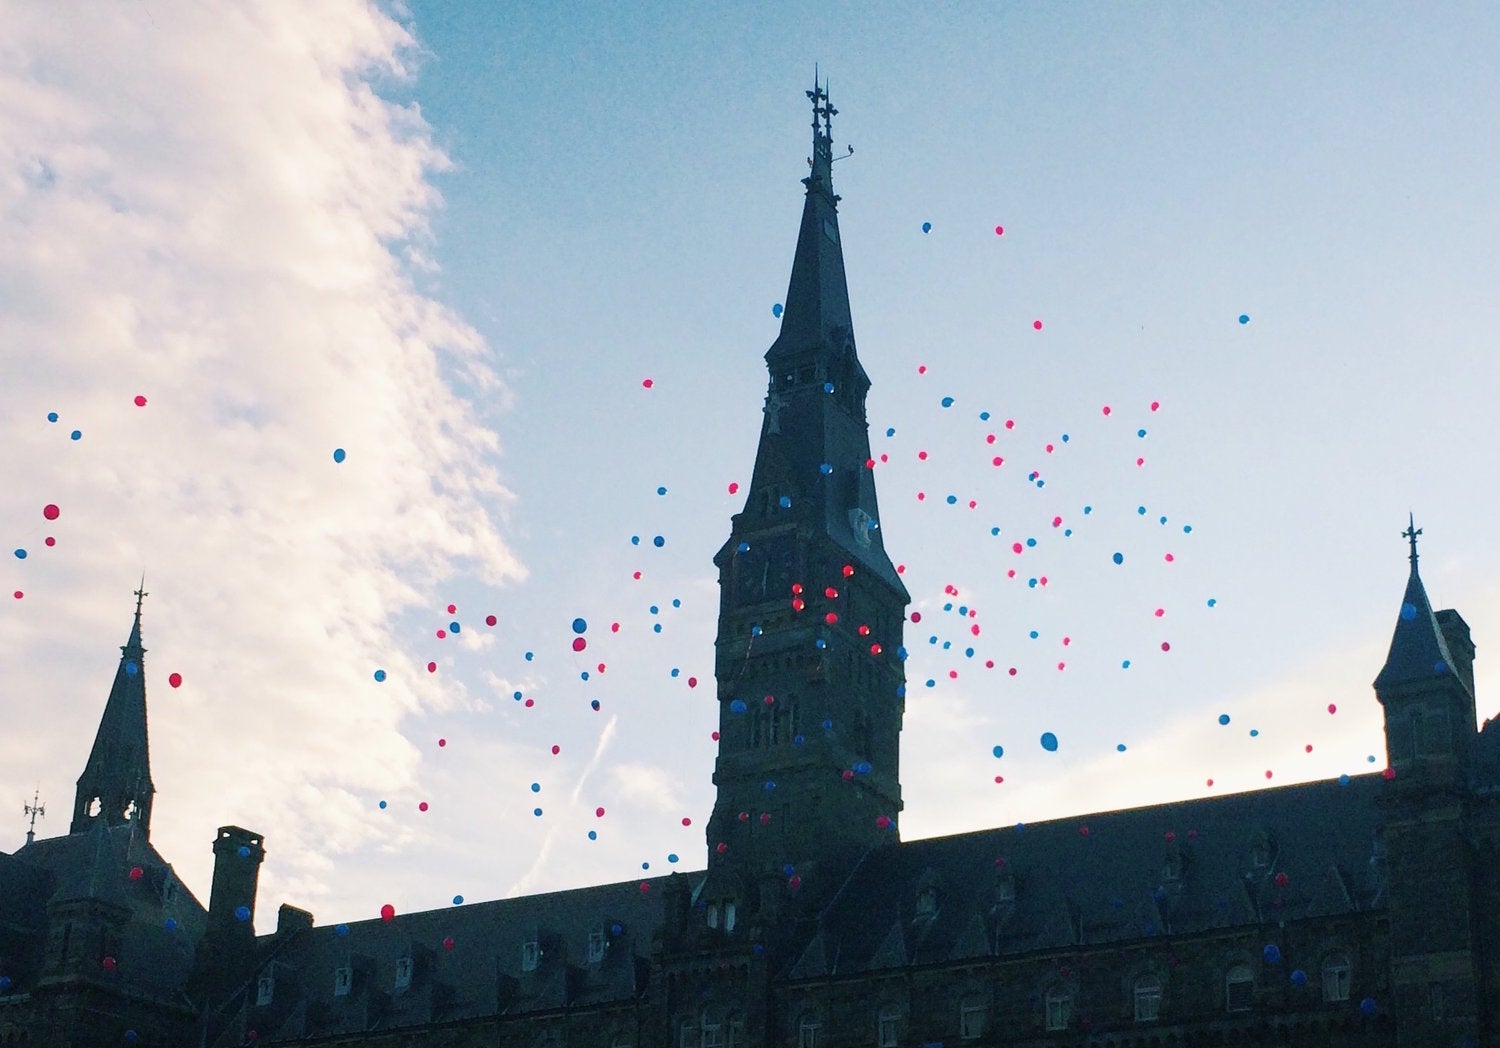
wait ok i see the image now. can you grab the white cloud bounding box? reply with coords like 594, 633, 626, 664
0, 1, 521, 926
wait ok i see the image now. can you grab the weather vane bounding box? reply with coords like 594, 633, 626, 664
1402, 513, 1422, 568
24, 786, 44, 845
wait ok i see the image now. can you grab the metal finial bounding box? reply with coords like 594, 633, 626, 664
24, 785, 44, 846
1401, 513, 1422, 570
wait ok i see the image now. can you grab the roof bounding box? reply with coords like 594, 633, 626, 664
1374, 560, 1468, 696
1, 825, 208, 1001
789, 774, 1388, 979
244, 871, 697, 1042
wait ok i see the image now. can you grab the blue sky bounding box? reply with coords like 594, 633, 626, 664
3, 1, 1498, 930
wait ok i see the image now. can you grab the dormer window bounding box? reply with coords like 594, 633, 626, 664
588, 929, 607, 963
521, 939, 540, 972
915, 886, 938, 918
256, 972, 274, 1006
1162, 851, 1182, 882
394, 956, 413, 990
1226, 965, 1254, 1012
707, 903, 720, 929
1250, 835, 1270, 870
1321, 953, 1351, 1002
995, 876, 1015, 903
333, 966, 352, 996
723, 900, 737, 933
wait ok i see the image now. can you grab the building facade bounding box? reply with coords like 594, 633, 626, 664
1, 85, 1495, 1048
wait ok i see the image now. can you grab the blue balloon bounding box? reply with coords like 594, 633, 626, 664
373, 669, 386, 682
234, 905, 250, 922
1290, 969, 1307, 987
1400, 602, 1417, 621
1116, 743, 1127, 752
335, 923, 349, 936
530, 782, 541, 793
237, 845, 250, 858
452, 895, 464, 905
1040, 732, 1059, 752
1238, 314, 1250, 324
992, 745, 1004, 758
921, 221, 932, 233
1263, 943, 1281, 964
587, 830, 597, 840
332, 448, 346, 463
1219, 714, 1231, 725
13, 548, 25, 560
571, 617, 587, 634
378, 799, 387, 809
653, 535, 665, 547
667, 853, 679, 863
730, 699, 747, 714
47, 411, 58, 422
1112, 552, 1124, 565
1359, 997, 1376, 1017
772, 302, 784, 317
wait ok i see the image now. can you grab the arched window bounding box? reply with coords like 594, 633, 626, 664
1321, 952, 1351, 1002
1044, 989, 1071, 1031
1133, 975, 1161, 1021
1226, 964, 1254, 1012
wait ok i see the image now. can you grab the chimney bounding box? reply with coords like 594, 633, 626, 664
277, 904, 314, 937
190, 826, 264, 1005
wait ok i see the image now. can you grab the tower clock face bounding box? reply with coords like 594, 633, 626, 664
736, 534, 796, 605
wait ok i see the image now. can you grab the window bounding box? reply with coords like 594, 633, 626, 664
333, 966, 352, 996
1226, 965, 1254, 1012
521, 939, 540, 972
1162, 852, 1182, 881
798, 1017, 822, 1048
256, 972, 274, 1006
960, 997, 986, 1038
723, 901, 737, 933
679, 1020, 697, 1048
707, 903, 720, 929
701, 1014, 722, 1048
588, 930, 607, 963
1321, 954, 1351, 1002
1134, 976, 1162, 1021
877, 1005, 899, 1047
995, 876, 1015, 903
1045, 991, 1071, 1031
915, 886, 938, 917
394, 956, 412, 990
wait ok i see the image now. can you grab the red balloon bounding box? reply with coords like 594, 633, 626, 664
572, 637, 587, 652
380, 903, 396, 921
42, 504, 59, 521
168, 672, 182, 688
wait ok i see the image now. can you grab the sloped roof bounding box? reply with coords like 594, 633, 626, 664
2, 825, 208, 1001
1374, 562, 1467, 695
246, 871, 699, 1042
790, 775, 1387, 978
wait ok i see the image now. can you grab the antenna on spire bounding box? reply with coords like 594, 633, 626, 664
24, 786, 45, 845
1402, 513, 1422, 572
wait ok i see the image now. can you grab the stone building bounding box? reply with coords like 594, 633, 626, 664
1, 83, 1494, 1047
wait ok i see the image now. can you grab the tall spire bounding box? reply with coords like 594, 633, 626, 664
1375, 518, 1466, 696
70, 587, 156, 837
767, 71, 856, 365
709, 84, 908, 888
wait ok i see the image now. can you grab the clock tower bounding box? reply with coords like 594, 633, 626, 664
707, 79, 909, 895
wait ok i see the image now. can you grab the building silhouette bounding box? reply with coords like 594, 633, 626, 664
1, 82, 1495, 1048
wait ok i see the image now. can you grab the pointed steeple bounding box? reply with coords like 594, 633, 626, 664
708, 83, 909, 892
768, 72, 856, 365
1374, 516, 1467, 697
70, 584, 156, 837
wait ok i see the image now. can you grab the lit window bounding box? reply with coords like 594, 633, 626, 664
707, 903, 720, 929
521, 940, 540, 972
333, 966, 352, 996
1134, 976, 1161, 1021
960, 997, 986, 1038
255, 973, 274, 1006
588, 930, 607, 963
394, 956, 412, 990
1045, 991, 1071, 1031
1226, 965, 1254, 1012
877, 1006, 899, 1047
798, 1016, 822, 1048
724, 901, 737, 933
1321, 954, 1351, 1002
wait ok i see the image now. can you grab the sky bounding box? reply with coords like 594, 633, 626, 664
3, 1, 1499, 932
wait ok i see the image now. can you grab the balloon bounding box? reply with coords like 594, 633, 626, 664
921, 221, 931, 233
235, 906, 250, 922
333, 448, 346, 463
380, 903, 395, 922
42, 504, 59, 520
169, 672, 182, 688
572, 617, 587, 634
1040, 732, 1059, 752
